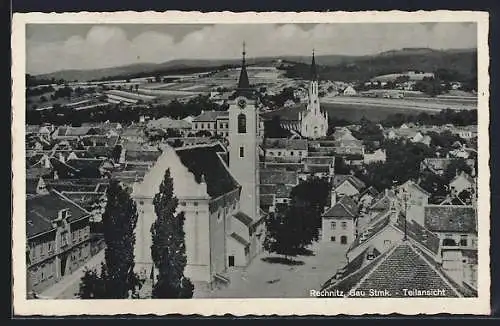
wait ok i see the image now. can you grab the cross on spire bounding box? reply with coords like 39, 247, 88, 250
236, 41, 251, 91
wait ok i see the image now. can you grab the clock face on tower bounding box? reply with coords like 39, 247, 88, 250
237, 98, 247, 109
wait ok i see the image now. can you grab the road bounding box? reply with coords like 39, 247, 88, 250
38, 249, 105, 299
321, 96, 477, 112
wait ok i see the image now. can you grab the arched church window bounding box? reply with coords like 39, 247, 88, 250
238, 113, 247, 133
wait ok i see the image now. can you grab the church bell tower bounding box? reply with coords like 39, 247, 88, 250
228, 42, 260, 222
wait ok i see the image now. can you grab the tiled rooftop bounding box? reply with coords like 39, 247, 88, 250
424, 205, 476, 233
176, 144, 239, 198
260, 169, 298, 185
26, 191, 90, 238
345, 242, 462, 297
394, 215, 441, 255
323, 196, 359, 219
192, 110, 229, 122
264, 138, 308, 150
332, 174, 366, 191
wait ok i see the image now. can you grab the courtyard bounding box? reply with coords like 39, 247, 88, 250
194, 240, 349, 298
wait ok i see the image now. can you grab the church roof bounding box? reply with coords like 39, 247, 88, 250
176, 144, 240, 198
233, 42, 257, 99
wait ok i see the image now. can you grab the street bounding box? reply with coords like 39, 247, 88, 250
38, 249, 105, 299
194, 240, 348, 298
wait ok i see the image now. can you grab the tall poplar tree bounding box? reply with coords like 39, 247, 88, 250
151, 169, 194, 298
78, 179, 141, 299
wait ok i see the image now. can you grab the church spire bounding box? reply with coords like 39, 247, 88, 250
310, 49, 318, 81
237, 41, 251, 90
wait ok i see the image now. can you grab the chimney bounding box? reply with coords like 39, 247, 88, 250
43, 155, 51, 169
330, 190, 337, 207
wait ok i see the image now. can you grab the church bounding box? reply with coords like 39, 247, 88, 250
281, 51, 329, 139
299, 51, 329, 139
132, 44, 266, 292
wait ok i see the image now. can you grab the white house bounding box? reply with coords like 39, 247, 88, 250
322, 196, 358, 245
449, 171, 475, 195
342, 85, 357, 96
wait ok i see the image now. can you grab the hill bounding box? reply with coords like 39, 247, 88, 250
283, 48, 477, 82
31, 47, 476, 83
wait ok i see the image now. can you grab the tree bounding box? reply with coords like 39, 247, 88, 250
263, 115, 291, 139
111, 145, 122, 163
78, 180, 141, 299
443, 158, 473, 182
289, 177, 330, 239
151, 169, 194, 298
263, 208, 307, 260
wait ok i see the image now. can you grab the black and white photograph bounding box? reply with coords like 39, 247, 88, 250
12, 11, 490, 315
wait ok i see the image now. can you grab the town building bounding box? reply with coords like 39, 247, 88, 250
27, 191, 92, 295
146, 117, 192, 136
449, 171, 476, 195
342, 85, 357, 96
322, 239, 475, 298
263, 138, 308, 162
424, 205, 478, 289
363, 148, 387, 164
192, 111, 229, 137
395, 180, 431, 226
322, 196, 358, 245
330, 174, 366, 205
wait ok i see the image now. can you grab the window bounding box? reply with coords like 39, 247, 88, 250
460, 235, 468, 247
269, 152, 274, 156
239, 146, 244, 158
330, 222, 336, 230
48, 242, 53, 253
330, 236, 336, 242
384, 240, 391, 246
193, 202, 198, 207
180, 201, 186, 206
290, 151, 294, 156
341, 222, 348, 230
277, 151, 282, 156
237, 114, 247, 133
298, 151, 302, 156
201, 123, 204, 129
61, 232, 68, 247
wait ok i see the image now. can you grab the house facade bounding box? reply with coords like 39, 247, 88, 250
27, 191, 92, 295
322, 196, 358, 245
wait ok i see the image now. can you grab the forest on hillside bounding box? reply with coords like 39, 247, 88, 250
281, 49, 477, 82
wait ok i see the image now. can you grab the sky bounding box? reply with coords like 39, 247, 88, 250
26, 23, 477, 75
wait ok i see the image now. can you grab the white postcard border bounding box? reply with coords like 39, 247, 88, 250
12, 10, 491, 316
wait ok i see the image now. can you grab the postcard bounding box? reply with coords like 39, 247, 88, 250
12, 10, 490, 315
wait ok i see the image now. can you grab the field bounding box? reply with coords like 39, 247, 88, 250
262, 98, 477, 122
